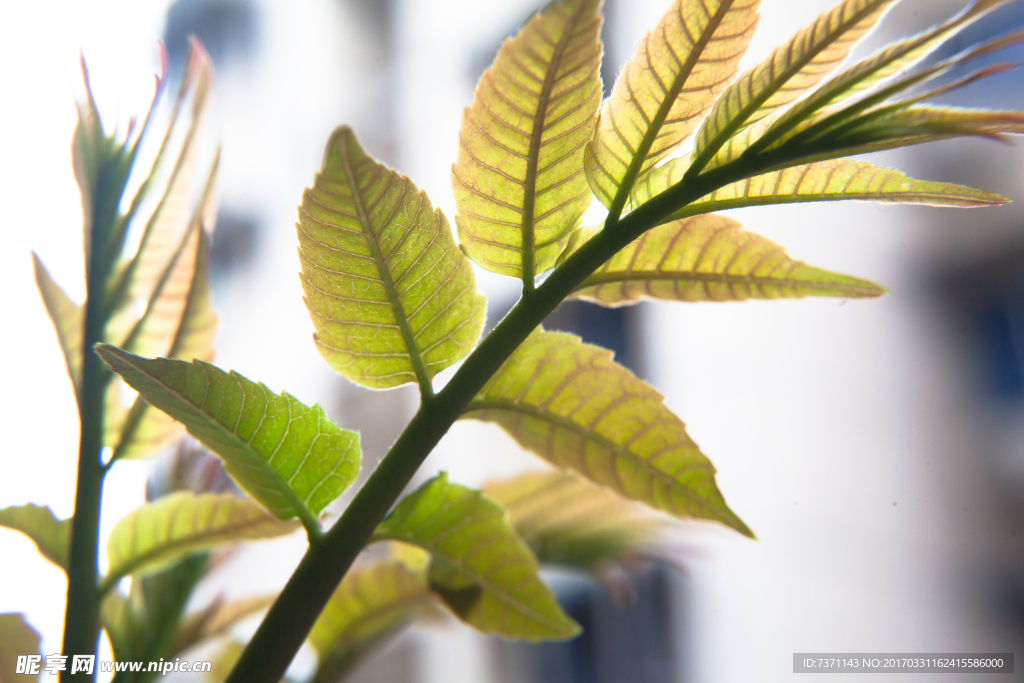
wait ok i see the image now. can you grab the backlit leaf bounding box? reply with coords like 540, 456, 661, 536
121, 41, 213, 320
106, 492, 295, 584
463, 330, 751, 535
763, 0, 1013, 148
0, 614, 41, 683
452, 0, 603, 280
32, 253, 83, 397
299, 126, 486, 391
308, 558, 432, 662
692, 0, 897, 172
102, 554, 209, 666
0, 504, 70, 571
561, 215, 883, 306
110, 223, 218, 462
484, 470, 660, 570
171, 594, 276, 658
585, 0, 760, 210
95, 346, 361, 532
373, 473, 580, 641
631, 156, 1007, 219
825, 104, 1024, 154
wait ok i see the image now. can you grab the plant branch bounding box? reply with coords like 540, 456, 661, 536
62, 145, 129, 683
222, 143, 800, 683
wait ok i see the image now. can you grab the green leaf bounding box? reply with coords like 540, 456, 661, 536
0, 614, 41, 682
0, 503, 71, 571
561, 215, 884, 305
632, 157, 1007, 219
451, 0, 603, 281
33, 254, 83, 398
308, 558, 432, 663
95, 346, 361, 534
761, 0, 1014, 149
484, 470, 660, 570
298, 126, 486, 392
171, 594, 276, 658
373, 474, 580, 641
105, 492, 296, 585
109, 220, 218, 462
584, 0, 760, 211
103, 554, 208, 670
824, 104, 1024, 154
463, 330, 751, 535
691, 0, 898, 173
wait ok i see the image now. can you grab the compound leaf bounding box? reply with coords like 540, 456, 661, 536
632, 157, 1007, 218
96, 346, 361, 533
585, 0, 760, 209
764, 0, 1014, 147
0, 614, 41, 683
105, 492, 296, 584
453, 0, 603, 280
373, 474, 580, 641
463, 330, 750, 535
33, 254, 83, 397
309, 558, 432, 662
692, 0, 897, 172
0, 504, 71, 571
484, 470, 660, 570
562, 215, 883, 306
299, 127, 485, 391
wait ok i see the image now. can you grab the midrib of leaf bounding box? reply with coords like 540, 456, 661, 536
689, 0, 888, 176
521, 0, 590, 291
675, 187, 1004, 217
375, 506, 567, 633
608, 0, 738, 223
579, 268, 881, 295
465, 399, 717, 514
340, 135, 433, 399
103, 506, 286, 590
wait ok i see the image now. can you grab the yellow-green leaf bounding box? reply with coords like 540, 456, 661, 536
32, 253, 83, 398
109, 223, 218, 462
829, 104, 1024, 153
0, 504, 70, 571
308, 558, 432, 660
692, 0, 897, 173
105, 492, 296, 585
584, 0, 760, 210
0, 614, 41, 682
452, 0, 603, 280
632, 156, 1008, 219
172, 594, 276, 657
373, 473, 580, 641
484, 470, 660, 570
562, 215, 884, 306
299, 126, 486, 391
463, 330, 751, 535
764, 0, 1013, 146
95, 346, 361, 533
122, 42, 213, 319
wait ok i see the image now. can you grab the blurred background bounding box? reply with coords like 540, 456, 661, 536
2, 0, 1024, 680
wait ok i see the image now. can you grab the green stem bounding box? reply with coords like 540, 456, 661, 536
61, 354, 105, 681
61, 166, 125, 683
223, 146, 780, 683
